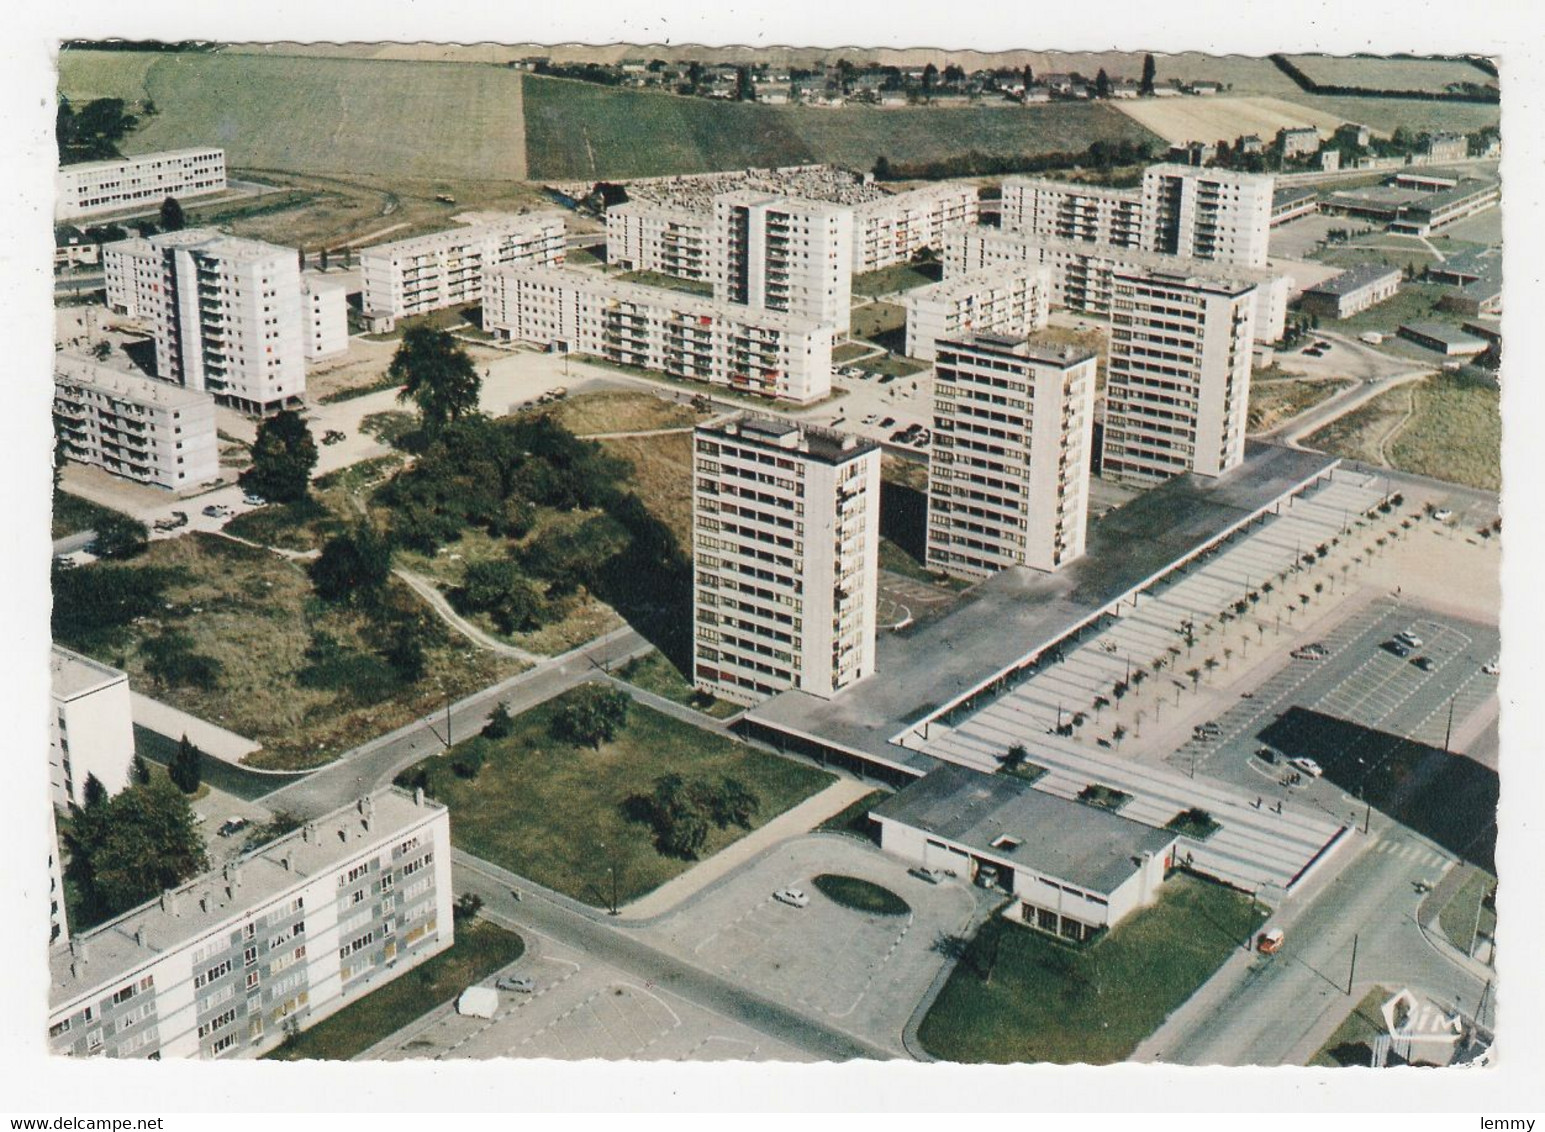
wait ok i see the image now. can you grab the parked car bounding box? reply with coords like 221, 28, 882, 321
216, 817, 249, 838
773, 887, 810, 908
1410, 655, 1435, 672
242, 493, 267, 507
1257, 928, 1285, 955
1482, 661, 1500, 676
1432, 508, 1454, 522
1193, 722, 1223, 738
321, 429, 346, 445
1384, 640, 1412, 658
1255, 746, 1279, 764
1394, 630, 1423, 648
1290, 756, 1323, 778
908, 867, 943, 885
496, 975, 536, 993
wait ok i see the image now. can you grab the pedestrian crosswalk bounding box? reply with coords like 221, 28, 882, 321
1368, 837, 1450, 868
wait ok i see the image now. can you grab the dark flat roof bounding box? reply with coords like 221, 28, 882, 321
747, 443, 1339, 765
1400, 321, 1486, 347
872, 764, 1177, 894
1304, 262, 1402, 297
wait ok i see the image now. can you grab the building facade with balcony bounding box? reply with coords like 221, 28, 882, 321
483, 265, 832, 404
710, 191, 853, 333
359, 213, 567, 323
692, 414, 880, 705
1101, 270, 1257, 486
850, 182, 979, 273
1140, 164, 1275, 269
53, 352, 219, 490
48, 788, 453, 1060
999, 178, 1145, 248
49, 646, 137, 812
903, 266, 1052, 362
56, 147, 227, 220
605, 200, 713, 281
926, 336, 1097, 579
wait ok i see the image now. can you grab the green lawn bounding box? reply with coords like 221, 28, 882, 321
815, 789, 888, 839
918, 872, 1259, 1064
1386, 372, 1500, 492
832, 343, 875, 364
1307, 282, 1453, 337
395, 687, 834, 908
1436, 870, 1496, 955
615, 270, 714, 297
52, 491, 127, 540
850, 301, 908, 342
812, 874, 910, 916
265, 919, 524, 1061
1248, 378, 1356, 434
614, 651, 740, 719
852, 264, 940, 298
860, 355, 931, 379
1309, 986, 1392, 1068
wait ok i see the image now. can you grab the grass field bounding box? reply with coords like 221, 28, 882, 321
850, 301, 907, 343
1316, 282, 1452, 337
1309, 986, 1391, 1068
614, 651, 741, 719
58, 50, 529, 181
1436, 870, 1496, 955
594, 431, 695, 549
51, 491, 127, 540
918, 872, 1259, 1064
1248, 377, 1356, 433
395, 686, 834, 907
1275, 94, 1500, 137
815, 789, 888, 839
1386, 372, 1500, 492
543, 389, 704, 436
1282, 55, 1496, 95
852, 265, 940, 298
265, 920, 525, 1061
1302, 386, 1415, 467
53, 533, 522, 770
1114, 95, 1343, 146
523, 74, 1160, 180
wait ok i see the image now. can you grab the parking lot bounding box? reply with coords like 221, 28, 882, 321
369, 928, 814, 1063
638, 835, 989, 1055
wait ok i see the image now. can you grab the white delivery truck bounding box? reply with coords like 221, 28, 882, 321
456, 986, 499, 1019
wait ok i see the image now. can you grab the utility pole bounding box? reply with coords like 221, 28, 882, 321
446, 693, 453, 748
1347, 932, 1359, 996
1443, 694, 1457, 753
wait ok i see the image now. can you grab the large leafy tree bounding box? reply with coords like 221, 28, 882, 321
391, 327, 482, 433
1140, 53, 1157, 96
550, 685, 631, 749
169, 733, 203, 794
240, 410, 317, 503
61, 777, 209, 926
454, 558, 545, 635
159, 196, 186, 232
89, 512, 150, 559
311, 524, 393, 606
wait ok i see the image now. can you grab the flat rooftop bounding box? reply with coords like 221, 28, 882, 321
976, 231, 1286, 287
55, 353, 215, 411
362, 212, 565, 256
907, 266, 1049, 304
703, 412, 880, 465
746, 443, 1339, 768
1272, 187, 1319, 207
1303, 262, 1402, 296
872, 763, 1177, 894
1400, 321, 1487, 348
50, 788, 445, 1011
50, 645, 127, 701
939, 334, 1096, 369
61, 147, 223, 175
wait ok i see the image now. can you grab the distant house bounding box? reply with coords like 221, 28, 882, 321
1319, 150, 1342, 172
1022, 87, 1052, 103
1111, 80, 1140, 99
1168, 141, 1216, 167
1237, 134, 1265, 156
757, 84, 793, 105
1335, 122, 1372, 148
1423, 132, 1469, 164
1042, 73, 1074, 94
1188, 80, 1223, 95
1276, 126, 1321, 158
878, 90, 907, 107
619, 58, 648, 74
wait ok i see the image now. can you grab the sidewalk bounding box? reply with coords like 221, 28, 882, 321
131, 690, 265, 766
616, 776, 875, 920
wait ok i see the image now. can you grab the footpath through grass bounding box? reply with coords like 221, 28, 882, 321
918, 872, 1258, 1064
615, 651, 741, 719
265, 919, 524, 1061
396, 687, 833, 908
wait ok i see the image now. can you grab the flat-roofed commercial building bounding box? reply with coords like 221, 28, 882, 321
872, 764, 1177, 941
903, 266, 1051, 362
57, 147, 227, 220
711, 191, 853, 333
49, 646, 136, 810
999, 178, 1145, 248
1388, 180, 1500, 237
1270, 187, 1319, 226
1299, 263, 1402, 319
692, 414, 880, 704
300, 273, 350, 362
484, 265, 832, 404
1102, 270, 1256, 486
927, 335, 1096, 579
850, 182, 978, 273
359, 213, 566, 323
605, 200, 712, 280
48, 788, 453, 1060
53, 353, 219, 490
1140, 164, 1275, 268
1397, 321, 1490, 357
945, 228, 1289, 342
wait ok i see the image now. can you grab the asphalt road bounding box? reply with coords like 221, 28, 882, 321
1139, 820, 1492, 1066
451, 852, 894, 1062
259, 625, 652, 818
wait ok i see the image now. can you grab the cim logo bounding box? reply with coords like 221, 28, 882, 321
1381, 987, 1463, 1045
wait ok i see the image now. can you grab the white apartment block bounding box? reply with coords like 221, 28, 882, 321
605, 200, 712, 281
50, 808, 69, 946
999, 178, 1145, 248
57, 147, 227, 220
944, 228, 1289, 343
48, 789, 453, 1060
903, 266, 1051, 362
300, 273, 350, 362
1102, 270, 1257, 486
359, 213, 566, 322
926, 336, 1097, 579
850, 182, 979, 273
103, 229, 306, 414
49, 646, 136, 811
484, 265, 833, 404
711, 191, 853, 333
693, 415, 880, 704
1140, 164, 1275, 269
54, 353, 219, 490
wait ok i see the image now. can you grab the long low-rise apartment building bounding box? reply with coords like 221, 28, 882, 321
360, 213, 566, 324
999, 177, 1145, 248
902, 266, 1051, 361
54, 353, 219, 490
57, 147, 227, 220
484, 265, 833, 403
850, 182, 979, 273
945, 227, 1289, 342
48, 788, 453, 1060
605, 199, 712, 280
1298, 263, 1402, 319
